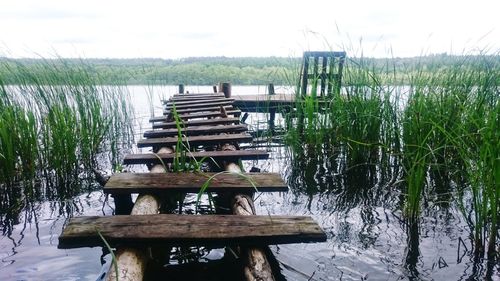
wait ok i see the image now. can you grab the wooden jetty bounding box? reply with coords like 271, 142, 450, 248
58, 84, 326, 281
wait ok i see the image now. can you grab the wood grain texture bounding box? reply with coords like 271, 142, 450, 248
137, 133, 252, 147
123, 150, 269, 165
164, 106, 234, 115
104, 172, 287, 194
143, 124, 248, 138
149, 110, 241, 122
152, 117, 240, 129
166, 100, 234, 108
171, 93, 225, 98
58, 214, 326, 249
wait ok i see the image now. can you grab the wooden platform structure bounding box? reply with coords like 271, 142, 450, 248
231, 52, 346, 114
59, 85, 326, 281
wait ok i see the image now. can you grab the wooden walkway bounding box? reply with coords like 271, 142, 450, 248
58, 88, 326, 280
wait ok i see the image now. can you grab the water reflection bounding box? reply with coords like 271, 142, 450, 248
1, 190, 114, 278
274, 137, 497, 280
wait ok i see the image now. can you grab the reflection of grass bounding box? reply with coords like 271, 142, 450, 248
284, 52, 499, 258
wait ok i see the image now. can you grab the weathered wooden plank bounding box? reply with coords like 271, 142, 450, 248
166, 100, 234, 109
104, 172, 288, 194
150, 110, 241, 122
123, 150, 269, 165
137, 133, 252, 147
172, 93, 225, 98
164, 106, 234, 115
143, 124, 247, 138
152, 117, 240, 129
58, 214, 326, 249
167, 98, 234, 106
169, 94, 226, 101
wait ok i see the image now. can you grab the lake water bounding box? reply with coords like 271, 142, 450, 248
0, 86, 497, 280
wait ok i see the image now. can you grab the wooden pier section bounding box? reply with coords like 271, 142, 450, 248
59, 85, 326, 281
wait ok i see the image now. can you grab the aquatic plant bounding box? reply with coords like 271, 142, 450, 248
0, 58, 134, 202
283, 51, 499, 258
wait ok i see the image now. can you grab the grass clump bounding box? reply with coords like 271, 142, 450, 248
285, 51, 499, 259
0, 58, 134, 203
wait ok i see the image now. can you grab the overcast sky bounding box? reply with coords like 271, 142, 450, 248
0, 0, 498, 58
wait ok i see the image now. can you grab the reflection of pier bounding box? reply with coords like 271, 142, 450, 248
58, 86, 326, 280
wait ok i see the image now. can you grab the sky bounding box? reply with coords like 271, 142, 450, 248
0, 0, 498, 58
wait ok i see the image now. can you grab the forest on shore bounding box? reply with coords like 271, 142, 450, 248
1, 54, 498, 85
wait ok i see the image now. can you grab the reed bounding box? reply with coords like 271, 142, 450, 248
0, 58, 133, 202
283, 51, 499, 257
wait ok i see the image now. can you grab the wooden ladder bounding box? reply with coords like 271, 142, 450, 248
300, 51, 346, 97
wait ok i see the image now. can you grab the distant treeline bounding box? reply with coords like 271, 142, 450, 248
0, 54, 498, 85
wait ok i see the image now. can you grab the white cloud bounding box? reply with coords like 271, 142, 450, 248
0, 0, 498, 58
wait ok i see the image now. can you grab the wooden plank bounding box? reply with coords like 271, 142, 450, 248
162, 95, 227, 104
123, 150, 268, 165
168, 97, 227, 102
232, 94, 296, 111
143, 124, 247, 138
137, 133, 252, 147
164, 98, 235, 106
166, 100, 234, 109
169, 94, 226, 100
104, 172, 288, 194
152, 117, 240, 129
164, 106, 234, 115
173, 93, 225, 97
58, 214, 326, 249
149, 110, 241, 122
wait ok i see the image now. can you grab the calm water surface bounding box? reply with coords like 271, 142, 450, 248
0, 86, 497, 280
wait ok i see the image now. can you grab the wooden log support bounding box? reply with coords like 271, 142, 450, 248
105, 146, 173, 281
221, 82, 231, 98
106, 194, 160, 281
268, 83, 275, 96
268, 83, 276, 130
221, 148, 276, 281
233, 194, 276, 281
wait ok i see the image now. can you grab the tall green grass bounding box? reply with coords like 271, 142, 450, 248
285, 52, 499, 258
0, 58, 133, 202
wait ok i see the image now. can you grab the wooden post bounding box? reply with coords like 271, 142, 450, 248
268, 83, 276, 130
230, 180, 276, 281
221, 82, 231, 98
220, 144, 276, 281
300, 54, 310, 97
268, 83, 275, 95
269, 110, 276, 131
106, 147, 174, 281
178, 84, 185, 94
320, 56, 328, 97
213, 85, 218, 93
